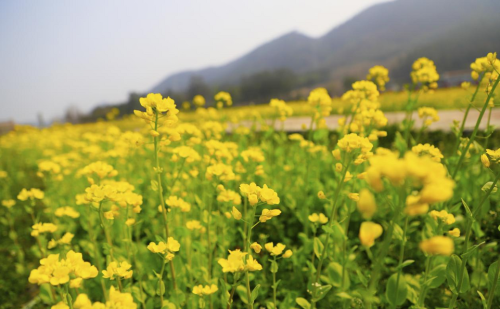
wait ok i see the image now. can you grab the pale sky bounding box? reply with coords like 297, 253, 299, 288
0, 0, 389, 123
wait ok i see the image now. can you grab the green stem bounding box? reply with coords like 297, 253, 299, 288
311, 156, 352, 308
272, 256, 277, 308
451, 75, 500, 179
487, 256, 500, 309
153, 110, 178, 291
392, 216, 409, 309
159, 260, 165, 307
451, 74, 483, 157
418, 256, 434, 306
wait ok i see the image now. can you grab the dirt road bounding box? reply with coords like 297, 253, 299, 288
230, 108, 500, 132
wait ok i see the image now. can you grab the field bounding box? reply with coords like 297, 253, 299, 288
1, 56, 500, 309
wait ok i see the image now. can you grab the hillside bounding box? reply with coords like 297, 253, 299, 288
151, 0, 500, 95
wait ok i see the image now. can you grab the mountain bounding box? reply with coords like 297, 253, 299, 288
152, 0, 500, 94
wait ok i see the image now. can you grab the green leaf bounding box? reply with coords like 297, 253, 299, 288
270, 259, 279, 274
151, 180, 158, 191
427, 264, 447, 289
461, 199, 473, 219
477, 290, 488, 309
321, 225, 334, 235
385, 273, 407, 306
461, 241, 485, 259
356, 269, 368, 288
296, 297, 311, 309
156, 281, 165, 296
396, 260, 415, 270
236, 285, 248, 304
325, 262, 349, 289
331, 221, 346, 240
446, 255, 470, 294
487, 261, 500, 295
313, 237, 324, 258
219, 278, 229, 304
39, 284, 53, 304
251, 284, 260, 303
312, 284, 332, 302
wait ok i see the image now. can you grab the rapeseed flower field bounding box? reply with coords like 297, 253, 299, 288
1, 54, 500, 309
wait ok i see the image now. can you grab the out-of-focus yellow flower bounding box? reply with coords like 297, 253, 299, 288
250, 242, 262, 253
31, 223, 57, 237
265, 242, 286, 256
366, 65, 390, 91
259, 209, 281, 223
231, 206, 242, 220
448, 228, 460, 237
17, 188, 44, 201
404, 194, 429, 216
317, 191, 326, 199
359, 222, 383, 247
102, 261, 133, 280
218, 249, 246, 273
411, 57, 439, 91
193, 95, 206, 107
482, 153, 491, 168
356, 189, 377, 219
429, 210, 455, 225
308, 213, 328, 224
282, 249, 293, 259
214, 91, 232, 108
419, 236, 454, 256
193, 284, 218, 296
2, 199, 15, 209
186, 220, 203, 230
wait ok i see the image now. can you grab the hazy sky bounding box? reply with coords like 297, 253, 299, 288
0, 0, 389, 123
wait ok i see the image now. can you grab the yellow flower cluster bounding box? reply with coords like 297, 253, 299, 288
102, 261, 133, 280
411, 57, 439, 91
217, 185, 241, 205
240, 147, 265, 163
214, 91, 232, 108
470, 52, 500, 81
336, 133, 373, 154
83, 183, 143, 212
147, 237, 181, 261
418, 107, 440, 126
165, 195, 191, 212
218, 249, 262, 273
419, 236, 454, 256
239, 182, 280, 206
78, 161, 118, 180
412, 143, 443, 162
307, 88, 332, 120
55, 206, 80, 218
31, 222, 58, 236
48, 232, 74, 249
270, 98, 293, 121
259, 208, 282, 222
205, 163, 236, 182
429, 210, 456, 225
72, 287, 137, 309
29, 251, 98, 286
2, 199, 16, 209
265, 242, 292, 258
366, 151, 454, 209
359, 221, 383, 247
366, 65, 390, 91
193, 95, 206, 107
308, 213, 328, 224
192, 284, 218, 296
18, 188, 44, 201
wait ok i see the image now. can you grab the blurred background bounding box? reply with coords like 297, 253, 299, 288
1, 0, 500, 128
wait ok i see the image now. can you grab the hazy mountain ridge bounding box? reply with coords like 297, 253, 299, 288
151, 0, 500, 94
